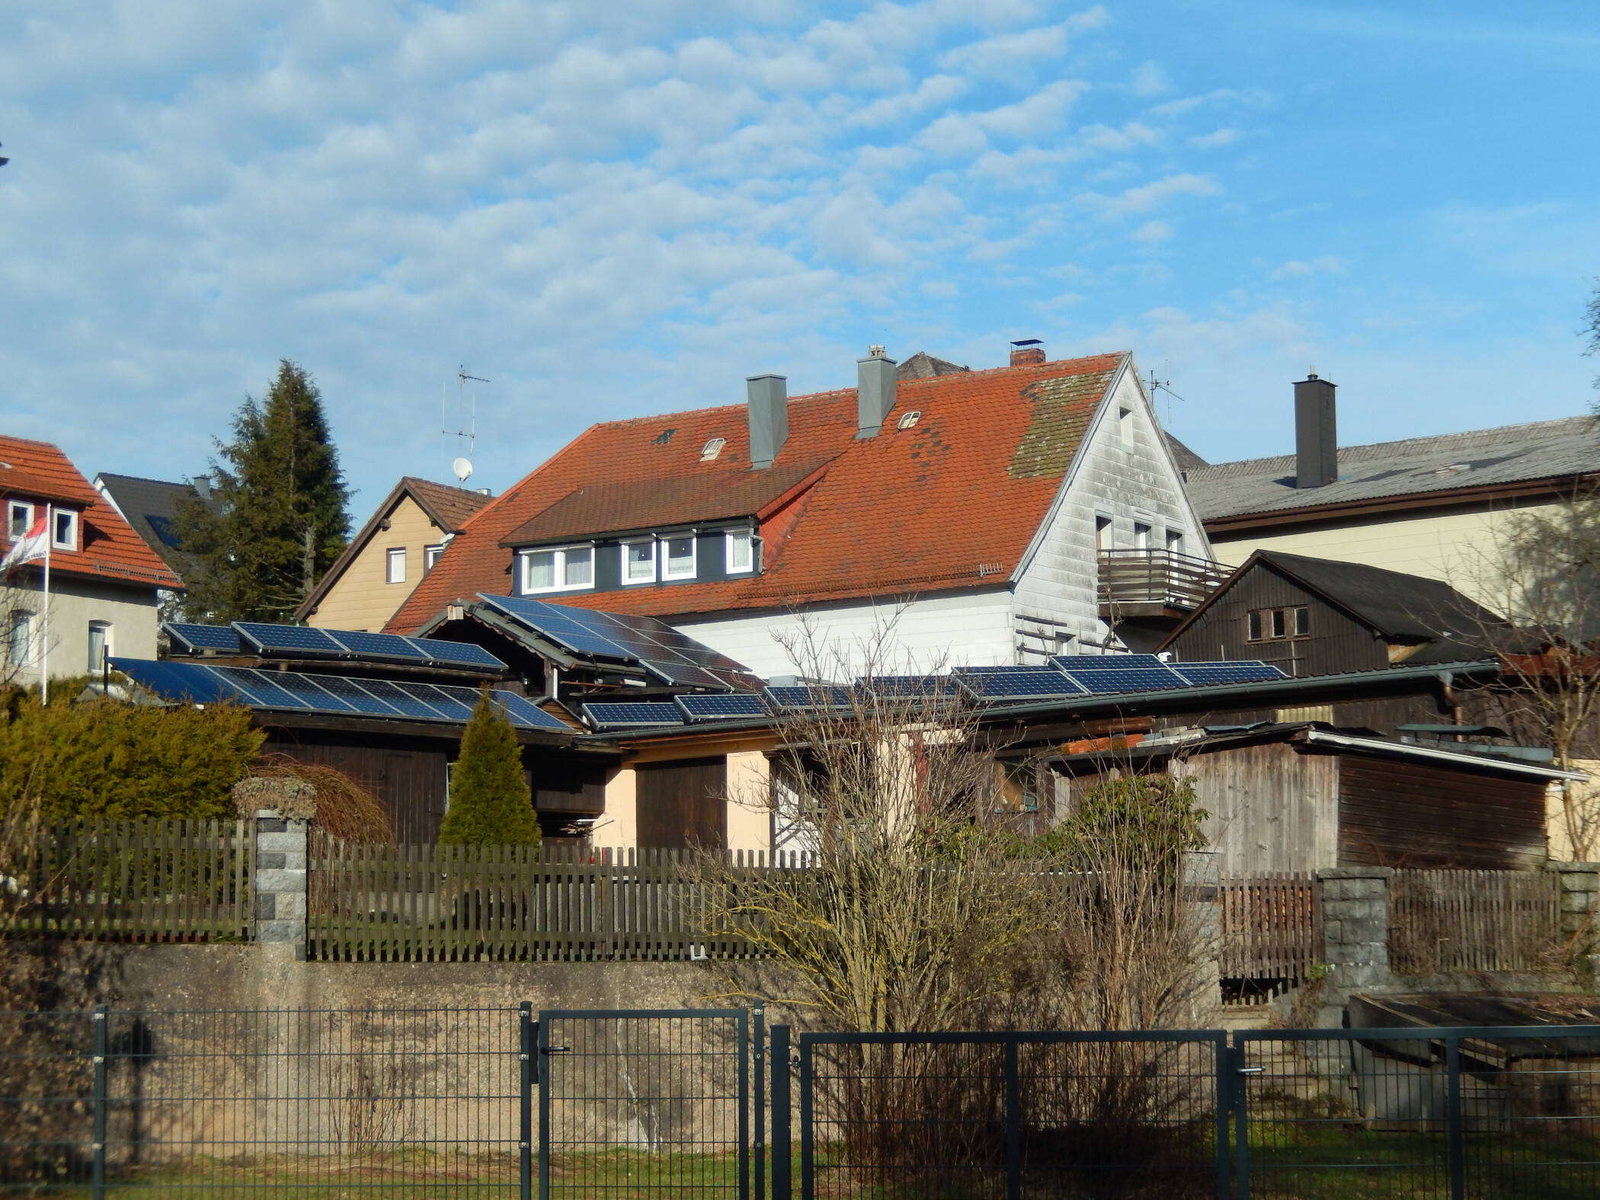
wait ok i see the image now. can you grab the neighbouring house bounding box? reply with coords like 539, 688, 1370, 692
1160, 549, 1512, 678
93, 471, 217, 602
1185, 374, 1600, 613
2, 435, 181, 686
1050, 722, 1583, 875
386, 341, 1222, 678
295, 475, 492, 632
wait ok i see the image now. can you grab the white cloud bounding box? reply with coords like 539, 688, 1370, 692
1129, 61, 1169, 97
1190, 127, 1241, 149
1271, 256, 1346, 280
1078, 172, 1221, 217
1132, 220, 1174, 244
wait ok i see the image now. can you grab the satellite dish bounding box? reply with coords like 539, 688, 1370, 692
452, 456, 473, 483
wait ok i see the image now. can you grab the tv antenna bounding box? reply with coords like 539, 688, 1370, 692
1146, 366, 1186, 426
443, 365, 488, 482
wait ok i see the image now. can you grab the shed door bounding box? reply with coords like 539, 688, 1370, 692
635, 757, 728, 849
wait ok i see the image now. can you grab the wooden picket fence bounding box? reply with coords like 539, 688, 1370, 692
1389, 868, 1563, 974
1218, 874, 1322, 999
307, 835, 813, 963
4, 817, 254, 942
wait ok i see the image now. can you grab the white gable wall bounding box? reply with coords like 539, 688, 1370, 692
675, 587, 1015, 680
1011, 365, 1214, 660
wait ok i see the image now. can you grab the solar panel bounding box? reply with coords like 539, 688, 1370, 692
952, 664, 1067, 675
210, 667, 316, 710
112, 659, 239, 705
352, 677, 454, 720
762, 685, 853, 711
854, 675, 958, 699
955, 670, 1088, 702
413, 683, 482, 721
489, 691, 574, 732
582, 702, 687, 728
1171, 661, 1287, 686
676, 693, 769, 721
1048, 654, 1166, 672
307, 674, 401, 716
409, 636, 506, 671
235, 623, 345, 657
328, 630, 429, 662
163, 623, 244, 655
1058, 666, 1188, 694
478, 595, 760, 692
263, 671, 360, 711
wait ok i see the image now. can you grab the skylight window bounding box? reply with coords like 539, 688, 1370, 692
700, 437, 726, 461
897, 411, 922, 430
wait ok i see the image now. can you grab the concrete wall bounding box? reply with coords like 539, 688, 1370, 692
3, 574, 159, 687
1013, 366, 1214, 658
306, 494, 449, 632
676, 587, 1016, 678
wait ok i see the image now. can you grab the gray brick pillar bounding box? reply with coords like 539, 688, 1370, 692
1551, 862, 1600, 987
1317, 866, 1393, 1007
254, 809, 308, 954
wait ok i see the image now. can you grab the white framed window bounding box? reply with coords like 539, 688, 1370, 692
1165, 528, 1185, 555
622, 538, 657, 585
1094, 514, 1112, 552
725, 528, 754, 574
51, 508, 78, 551
662, 534, 696, 580
386, 547, 406, 584
424, 544, 445, 572
1133, 521, 1152, 550
87, 620, 111, 672
6, 610, 34, 666
7, 501, 33, 540
520, 545, 594, 594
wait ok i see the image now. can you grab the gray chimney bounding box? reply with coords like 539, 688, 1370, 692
855, 346, 898, 438
747, 374, 788, 469
1294, 373, 1337, 488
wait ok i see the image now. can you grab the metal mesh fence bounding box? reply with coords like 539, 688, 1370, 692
0, 1006, 524, 1198
537, 1010, 748, 1200
1236, 1027, 1600, 1200
795, 1030, 1227, 1200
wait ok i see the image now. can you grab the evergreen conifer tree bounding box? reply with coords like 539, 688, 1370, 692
439, 692, 541, 846
176, 360, 350, 623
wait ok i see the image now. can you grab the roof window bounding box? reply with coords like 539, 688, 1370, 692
897, 410, 922, 430
700, 437, 726, 462
652, 428, 677, 445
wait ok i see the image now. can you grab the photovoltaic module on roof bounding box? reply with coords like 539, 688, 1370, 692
164, 623, 245, 655
763, 685, 853, 710
111, 659, 569, 731
955, 669, 1087, 702
676, 693, 769, 721
1048, 653, 1166, 672
581, 702, 687, 728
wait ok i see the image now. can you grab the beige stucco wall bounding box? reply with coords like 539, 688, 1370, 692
1208, 497, 1566, 614
306, 495, 448, 632
597, 742, 774, 852
3, 575, 159, 688
1547, 765, 1600, 863
598, 763, 639, 848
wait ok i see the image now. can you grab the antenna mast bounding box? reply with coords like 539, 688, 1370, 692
443, 365, 489, 484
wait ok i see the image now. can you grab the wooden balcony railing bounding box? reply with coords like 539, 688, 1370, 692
1097, 548, 1230, 617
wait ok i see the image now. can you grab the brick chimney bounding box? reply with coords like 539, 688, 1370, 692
1294, 372, 1338, 489
1010, 338, 1045, 366
747, 374, 788, 469
855, 345, 898, 439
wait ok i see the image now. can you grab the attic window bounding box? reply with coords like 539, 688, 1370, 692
652, 428, 677, 445
700, 437, 726, 462
897, 410, 922, 430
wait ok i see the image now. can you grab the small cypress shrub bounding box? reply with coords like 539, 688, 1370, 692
438, 692, 540, 846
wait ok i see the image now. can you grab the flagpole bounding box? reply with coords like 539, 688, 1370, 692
40, 506, 51, 705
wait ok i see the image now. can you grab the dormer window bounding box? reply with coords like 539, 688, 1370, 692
622, 538, 657, 585
662, 535, 696, 580
520, 544, 594, 594
700, 437, 726, 462
726, 528, 754, 574
52, 509, 77, 550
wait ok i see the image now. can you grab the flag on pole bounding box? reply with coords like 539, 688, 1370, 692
1, 511, 50, 575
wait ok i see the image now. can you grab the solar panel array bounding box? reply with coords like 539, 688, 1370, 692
1048, 653, 1166, 672
763, 685, 854, 711
676, 693, 769, 721
1171, 662, 1286, 686
955, 670, 1088, 702
112, 658, 570, 731
479, 595, 760, 692
163, 621, 508, 673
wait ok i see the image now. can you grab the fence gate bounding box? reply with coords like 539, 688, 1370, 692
537, 1008, 750, 1200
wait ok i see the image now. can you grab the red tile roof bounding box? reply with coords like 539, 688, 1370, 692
0, 435, 183, 589
387, 353, 1126, 632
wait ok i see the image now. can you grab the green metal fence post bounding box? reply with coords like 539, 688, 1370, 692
770, 1024, 791, 1200
91, 1006, 107, 1200
519, 1004, 534, 1200
753, 1004, 765, 1200
1003, 1039, 1022, 1200
1445, 1035, 1464, 1200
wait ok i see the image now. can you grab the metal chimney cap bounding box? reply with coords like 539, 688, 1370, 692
1011, 338, 1043, 347
868, 344, 887, 358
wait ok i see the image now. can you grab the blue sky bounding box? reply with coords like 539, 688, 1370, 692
2, 1, 1595, 515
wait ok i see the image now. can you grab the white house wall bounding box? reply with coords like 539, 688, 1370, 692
3, 576, 159, 688
1012, 366, 1213, 659
676, 588, 1016, 679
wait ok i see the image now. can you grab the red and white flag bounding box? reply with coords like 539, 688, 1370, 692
1, 511, 49, 574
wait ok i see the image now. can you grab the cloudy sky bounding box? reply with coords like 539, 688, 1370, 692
2, 0, 1595, 514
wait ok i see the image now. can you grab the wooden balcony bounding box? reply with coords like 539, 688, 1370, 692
1097, 548, 1230, 620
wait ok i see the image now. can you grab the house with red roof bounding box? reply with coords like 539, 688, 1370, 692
2, 435, 182, 688
387, 342, 1220, 678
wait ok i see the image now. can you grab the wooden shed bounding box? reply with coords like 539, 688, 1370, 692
1051, 723, 1582, 875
